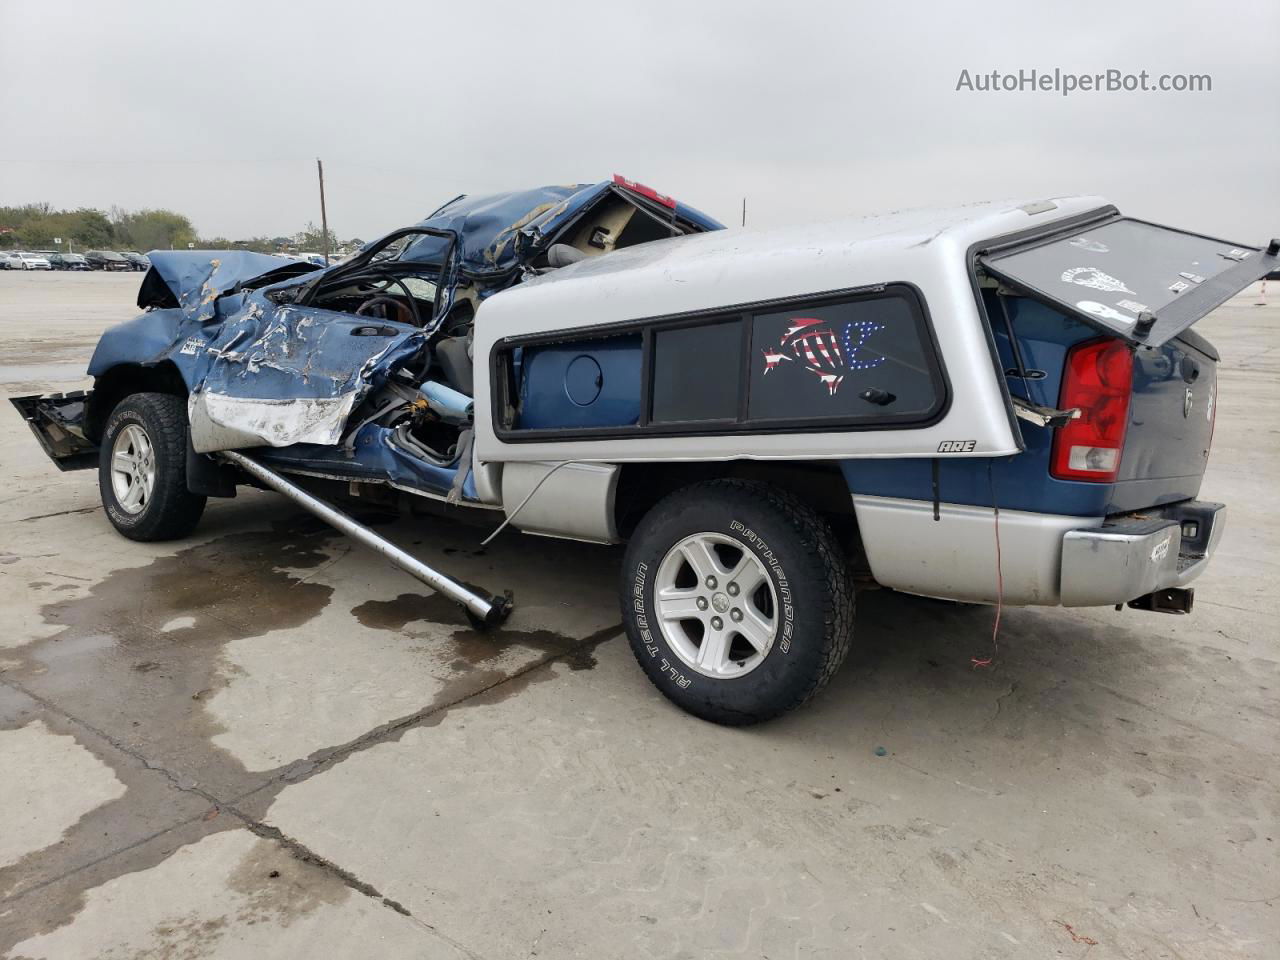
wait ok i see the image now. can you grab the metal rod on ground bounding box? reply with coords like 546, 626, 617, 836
316, 158, 331, 266
220, 451, 511, 626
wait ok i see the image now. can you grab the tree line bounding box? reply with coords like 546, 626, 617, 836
0, 203, 361, 255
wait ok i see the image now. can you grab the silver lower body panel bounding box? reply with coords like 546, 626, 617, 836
852, 495, 1225, 608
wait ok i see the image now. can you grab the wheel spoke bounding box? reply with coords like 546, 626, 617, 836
680, 538, 725, 584
729, 559, 767, 599
112, 452, 136, 473
120, 478, 143, 509
696, 626, 730, 671
656, 589, 704, 621
734, 607, 775, 654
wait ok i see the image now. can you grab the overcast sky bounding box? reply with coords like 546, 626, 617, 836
2, 1, 1276, 243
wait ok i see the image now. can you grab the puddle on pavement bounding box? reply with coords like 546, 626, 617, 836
0, 362, 90, 384
13, 512, 339, 801
2, 506, 619, 950
226, 837, 347, 924
351, 591, 605, 674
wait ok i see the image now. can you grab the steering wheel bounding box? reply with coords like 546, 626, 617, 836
364, 273, 425, 327
355, 296, 407, 322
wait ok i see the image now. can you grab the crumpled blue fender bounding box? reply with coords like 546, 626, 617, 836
141, 250, 319, 323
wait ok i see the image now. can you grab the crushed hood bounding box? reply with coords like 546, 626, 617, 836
138, 251, 320, 322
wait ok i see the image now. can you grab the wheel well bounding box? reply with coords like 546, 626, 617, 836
87, 362, 188, 443
614, 460, 864, 567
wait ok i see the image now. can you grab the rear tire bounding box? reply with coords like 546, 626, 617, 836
99, 393, 206, 541
621, 479, 854, 725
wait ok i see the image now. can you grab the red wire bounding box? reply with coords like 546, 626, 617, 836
972, 477, 1002, 669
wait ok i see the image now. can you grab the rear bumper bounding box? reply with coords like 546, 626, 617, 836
851, 494, 1225, 607
1060, 501, 1226, 606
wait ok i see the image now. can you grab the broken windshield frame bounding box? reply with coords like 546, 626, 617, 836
292, 226, 459, 328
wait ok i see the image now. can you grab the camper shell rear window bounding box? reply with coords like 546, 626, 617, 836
979, 215, 1278, 346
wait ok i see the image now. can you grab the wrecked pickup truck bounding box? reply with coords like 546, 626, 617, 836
13, 182, 1278, 724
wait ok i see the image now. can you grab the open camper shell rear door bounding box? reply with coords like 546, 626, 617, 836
978, 213, 1279, 347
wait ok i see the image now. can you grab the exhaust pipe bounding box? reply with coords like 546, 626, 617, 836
221, 451, 512, 627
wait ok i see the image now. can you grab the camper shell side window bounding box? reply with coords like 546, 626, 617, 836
490, 283, 949, 441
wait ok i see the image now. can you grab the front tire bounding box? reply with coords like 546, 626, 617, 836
621, 480, 854, 725
99, 393, 206, 541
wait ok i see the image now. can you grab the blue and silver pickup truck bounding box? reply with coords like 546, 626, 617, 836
13, 178, 1278, 724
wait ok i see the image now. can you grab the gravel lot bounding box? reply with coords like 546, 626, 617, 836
0, 270, 1276, 959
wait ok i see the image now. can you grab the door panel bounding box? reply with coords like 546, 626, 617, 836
188, 298, 425, 453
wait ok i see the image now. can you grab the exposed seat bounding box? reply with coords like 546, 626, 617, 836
436, 336, 473, 396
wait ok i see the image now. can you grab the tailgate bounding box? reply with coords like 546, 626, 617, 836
10, 391, 99, 471
980, 215, 1278, 347
1118, 334, 1216, 492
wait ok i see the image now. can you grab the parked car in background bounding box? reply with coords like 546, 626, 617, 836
0, 251, 20, 270
121, 251, 151, 272
8, 252, 52, 270
47, 253, 92, 271
83, 250, 132, 271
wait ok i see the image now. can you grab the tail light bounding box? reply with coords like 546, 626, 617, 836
1051, 338, 1133, 482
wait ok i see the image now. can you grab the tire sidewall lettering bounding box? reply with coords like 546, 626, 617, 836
729, 519, 794, 654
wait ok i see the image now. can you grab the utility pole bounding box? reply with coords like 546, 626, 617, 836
741, 197, 747, 227
316, 158, 331, 266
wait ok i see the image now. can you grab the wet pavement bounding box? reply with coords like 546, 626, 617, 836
0, 271, 1277, 958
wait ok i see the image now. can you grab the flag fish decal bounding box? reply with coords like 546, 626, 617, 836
761, 347, 794, 374
764, 317, 885, 396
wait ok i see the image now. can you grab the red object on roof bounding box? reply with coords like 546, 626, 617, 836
612, 174, 677, 209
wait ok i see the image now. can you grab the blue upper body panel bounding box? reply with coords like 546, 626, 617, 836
842, 295, 1213, 516
399, 180, 725, 279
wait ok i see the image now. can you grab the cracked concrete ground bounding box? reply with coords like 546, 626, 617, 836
0, 270, 1276, 959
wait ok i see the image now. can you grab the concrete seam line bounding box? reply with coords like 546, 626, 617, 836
0, 624, 622, 939
0, 671, 467, 944
0, 812, 212, 905
282, 622, 625, 781
17, 504, 102, 523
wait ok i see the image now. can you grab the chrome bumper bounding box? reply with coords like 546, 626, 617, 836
1060, 501, 1225, 607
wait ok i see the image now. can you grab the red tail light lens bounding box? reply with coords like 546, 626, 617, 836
1051, 338, 1133, 482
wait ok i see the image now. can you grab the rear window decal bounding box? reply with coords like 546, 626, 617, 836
766, 317, 888, 398
1077, 300, 1136, 325
1061, 266, 1135, 294
1069, 236, 1110, 253
747, 295, 941, 421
